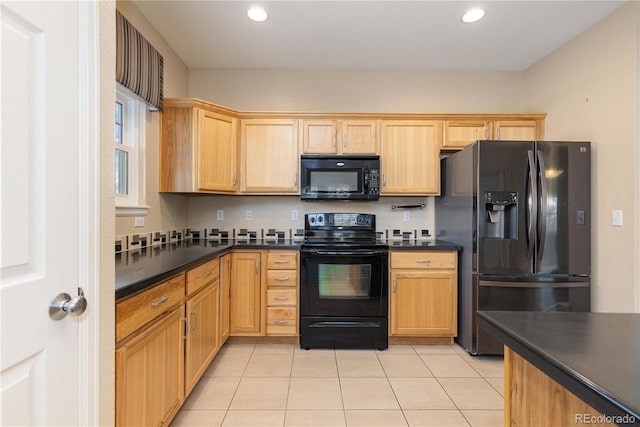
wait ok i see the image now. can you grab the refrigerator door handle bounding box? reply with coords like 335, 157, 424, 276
479, 280, 589, 288
527, 150, 537, 261
536, 150, 548, 265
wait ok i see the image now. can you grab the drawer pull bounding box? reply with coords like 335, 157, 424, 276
274, 260, 290, 264
274, 276, 289, 281
150, 296, 169, 307
202, 271, 212, 278
274, 319, 289, 324
274, 296, 289, 301
416, 259, 432, 263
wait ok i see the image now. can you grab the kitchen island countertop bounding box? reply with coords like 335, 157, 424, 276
478, 310, 640, 425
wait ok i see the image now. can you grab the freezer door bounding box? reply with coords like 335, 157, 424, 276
535, 141, 591, 275
474, 277, 590, 354
476, 140, 534, 275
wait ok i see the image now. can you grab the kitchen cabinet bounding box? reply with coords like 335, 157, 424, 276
265, 251, 299, 336
381, 120, 442, 195
302, 119, 378, 154
115, 274, 186, 427
442, 118, 544, 150
160, 99, 238, 193
230, 251, 264, 335
389, 251, 457, 337
220, 253, 231, 343
241, 119, 299, 194
184, 258, 221, 396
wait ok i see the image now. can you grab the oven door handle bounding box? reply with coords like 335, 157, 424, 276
308, 321, 383, 328
302, 249, 387, 256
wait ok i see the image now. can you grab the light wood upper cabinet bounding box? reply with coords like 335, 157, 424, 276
389, 251, 457, 337
442, 120, 491, 150
230, 251, 264, 335
494, 119, 539, 141
302, 119, 378, 154
241, 119, 299, 193
160, 101, 238, 193
381, 120, 442, 195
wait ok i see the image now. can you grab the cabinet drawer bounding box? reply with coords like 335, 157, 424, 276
266, 252, 298, 269
116, 274, 185, 342
267, 289, 297, 306
266, 307, 297, 335
186, 257, 219, 295
391, 251, 456, 269
266, 270, 298, 287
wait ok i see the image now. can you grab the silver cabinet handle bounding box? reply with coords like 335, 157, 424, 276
274, 319, 289, 324
182, 317, 188, 339
496, 127, 501, 140
274, 276, 289, 281
344, 133, 347, 148
333, 131, 336, 148
255, 260, 259, 274
274, 296, 289, 301
484, 126, 489, 139
294, 173, 298, 186
416, 259, 432, 263
232, 172, 237, 185
202, 271, 212, 278
274, 260, 289, 264
150, 296, 169, 307
49, 287, 88, 320
393, 279, 397, 293
190, 310, 197, 332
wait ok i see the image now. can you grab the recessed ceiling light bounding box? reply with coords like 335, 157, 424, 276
462, 8, 485, 24
247, 6, 268, 22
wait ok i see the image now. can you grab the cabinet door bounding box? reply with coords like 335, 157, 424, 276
198, 110, 238, 192
220, 254, 231, 343
494, 120, 538, 141
390, 270, 456, 336
341, 120, 378, 154
185, 282, 220, 396
442, 120, 491, 150
230, 252, 263, 335
302, 119, 337, 154
241, 119, 299, 193
381, 120, 441, 195
115, 306, 184, 427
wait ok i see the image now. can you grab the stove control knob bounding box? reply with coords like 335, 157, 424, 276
309, 216, 316, 224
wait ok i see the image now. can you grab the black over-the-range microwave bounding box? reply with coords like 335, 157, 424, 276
300, 155, 380, 201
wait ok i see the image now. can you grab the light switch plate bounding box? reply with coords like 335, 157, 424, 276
612, 210, 623, 226
292, 209, 299, 221
217, 210, 224, 221
246, 210, 253, 221
134, 217, 144, 227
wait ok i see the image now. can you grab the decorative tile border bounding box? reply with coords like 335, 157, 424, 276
386, 229, 431, 241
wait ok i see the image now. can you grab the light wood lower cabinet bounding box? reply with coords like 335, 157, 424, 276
115, 305, 184, 427
265, 250, 299, 336
230, 251, 264, 335
389, 251, 457, 337
184, 280, 220, 396
220, 253, 231, 342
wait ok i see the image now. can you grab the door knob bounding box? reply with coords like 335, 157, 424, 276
49, 287, 87, 320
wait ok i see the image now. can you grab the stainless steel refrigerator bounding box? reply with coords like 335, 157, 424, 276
436, 140, 591, 355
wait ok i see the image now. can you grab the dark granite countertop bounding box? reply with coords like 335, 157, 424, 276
115, 238, 460, 300
478, 311, 640, 425
115, 239, 300, 300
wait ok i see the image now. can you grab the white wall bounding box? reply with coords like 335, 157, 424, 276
523, 1, 639, 312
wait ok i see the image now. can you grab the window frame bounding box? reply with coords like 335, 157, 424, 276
115, 84, 149, 216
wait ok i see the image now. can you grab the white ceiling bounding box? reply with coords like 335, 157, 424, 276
132, 0, 625, 72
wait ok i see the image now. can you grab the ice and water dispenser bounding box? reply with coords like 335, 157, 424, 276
483, 191, 517, 239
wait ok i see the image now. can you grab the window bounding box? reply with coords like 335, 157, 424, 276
115, 84, 149, 216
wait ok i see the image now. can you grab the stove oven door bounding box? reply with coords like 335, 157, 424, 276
300, 248, 388, 318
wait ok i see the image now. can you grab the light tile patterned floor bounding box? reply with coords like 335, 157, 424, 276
170, 343, 504, 427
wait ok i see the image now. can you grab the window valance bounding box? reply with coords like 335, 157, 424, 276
116, 10, 163, 111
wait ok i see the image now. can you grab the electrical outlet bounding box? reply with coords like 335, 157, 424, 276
246, 210, 253, 221
216, 210, 224, 221
134, 217, 145, 227
612, 210, 623, 226
403, 211, 411, 221
292, 209, 299, 221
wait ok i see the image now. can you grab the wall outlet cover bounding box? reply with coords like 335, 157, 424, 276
246, 210, 253, 221
217, 210, 224, 221
403, 211, 411, 221
612, 210, 623, 226
292, 209, 299, 221
134, 217, 144, 227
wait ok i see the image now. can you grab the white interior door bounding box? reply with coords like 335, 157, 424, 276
1, 1, 99, 425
